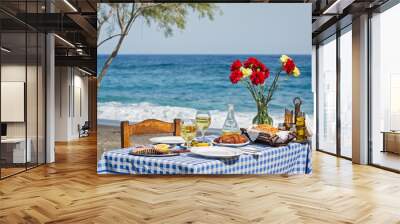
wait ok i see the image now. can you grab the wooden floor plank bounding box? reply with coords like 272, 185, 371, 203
0, 135, 400, 223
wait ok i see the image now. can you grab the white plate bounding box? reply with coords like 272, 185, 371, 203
211, 140, 250, 147
129, 151, 179, 157
149, 136, 185, 144
190, 146, 243, 159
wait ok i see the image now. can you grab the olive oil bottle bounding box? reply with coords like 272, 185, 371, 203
222, 104, 241, 135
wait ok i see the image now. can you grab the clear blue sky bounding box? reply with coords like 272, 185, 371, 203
98, 3, 311, 55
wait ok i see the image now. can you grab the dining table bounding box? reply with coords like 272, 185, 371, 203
97, 135, 312, 175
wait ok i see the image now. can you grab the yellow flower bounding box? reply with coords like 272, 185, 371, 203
240, 67, 253, 77
293, 67, 300, 77
280, 55, 290, 64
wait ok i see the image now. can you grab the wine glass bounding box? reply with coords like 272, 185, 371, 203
180, 119, 197, 149
195, 110, 211, 142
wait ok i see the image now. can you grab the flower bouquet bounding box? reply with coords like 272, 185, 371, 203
229, 55, 300, 125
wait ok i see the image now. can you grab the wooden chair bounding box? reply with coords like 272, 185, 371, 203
120, 119, 181, 148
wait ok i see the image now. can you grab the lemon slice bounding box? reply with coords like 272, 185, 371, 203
154, 144, 170, 153
195, 142, 210, 147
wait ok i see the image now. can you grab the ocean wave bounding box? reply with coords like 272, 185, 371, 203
98, 101, 287, 129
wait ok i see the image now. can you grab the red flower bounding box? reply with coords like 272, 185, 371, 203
244, 57, 259, 68
264, 67, 270, 79
258, 62, 267, 72
283, 59, 295, 74
230, 70, 243, 84
250, 71, 267, 85
230, 60, 242, 71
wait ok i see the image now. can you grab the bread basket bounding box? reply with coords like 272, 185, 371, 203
241, 127, 296, 147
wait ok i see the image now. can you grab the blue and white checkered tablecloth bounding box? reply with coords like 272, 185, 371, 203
97, 138, 312, 175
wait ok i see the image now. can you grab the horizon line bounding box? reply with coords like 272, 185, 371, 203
97, 53, 311, 56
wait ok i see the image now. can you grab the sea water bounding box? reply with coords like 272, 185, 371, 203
97, 54, 313, 128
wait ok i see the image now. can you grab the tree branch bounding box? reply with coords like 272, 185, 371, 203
97, 5, 112, 41
97, 9, 141, 87
116, 6, 123, 30
97, 33, 123, 47
97, 3, 219, 87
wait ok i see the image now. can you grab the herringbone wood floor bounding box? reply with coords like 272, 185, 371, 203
1, 135, 400, 224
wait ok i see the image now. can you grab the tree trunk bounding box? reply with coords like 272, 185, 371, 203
97, 4, 138, 87
97, 33, 127, 87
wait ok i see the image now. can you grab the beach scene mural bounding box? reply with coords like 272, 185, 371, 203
98, 54, 312, 128
97, 3, 313, 174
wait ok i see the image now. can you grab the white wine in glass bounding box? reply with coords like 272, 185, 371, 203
195, 110, 211, 142
181, 119, 197, 149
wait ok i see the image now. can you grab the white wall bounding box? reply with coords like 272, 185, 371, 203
1, 63, 46, 164
55, 66, 70, 141
1, 65, 43, 138
54, 67, 89, 141
72, 73, 89, 138
1, 65, 26, 138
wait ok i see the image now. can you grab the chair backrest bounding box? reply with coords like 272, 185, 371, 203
120, 119, 181, 148
82, 121, 90, 129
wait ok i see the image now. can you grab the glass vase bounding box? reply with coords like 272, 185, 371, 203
253, 101, 273, 125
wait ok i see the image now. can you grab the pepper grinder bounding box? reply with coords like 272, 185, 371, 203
293, 97, 302, 123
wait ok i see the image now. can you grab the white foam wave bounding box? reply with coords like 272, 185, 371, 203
98, 102, 287, 129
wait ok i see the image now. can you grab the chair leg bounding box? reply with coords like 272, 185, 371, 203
121, 121, 131, 148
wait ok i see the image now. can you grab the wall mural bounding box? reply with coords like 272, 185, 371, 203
96, 3, 313, 175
